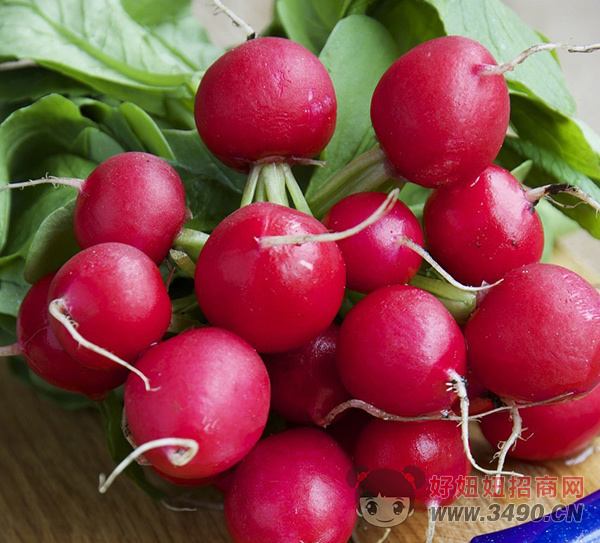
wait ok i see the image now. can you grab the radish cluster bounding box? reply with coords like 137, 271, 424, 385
4, 27, 600, 543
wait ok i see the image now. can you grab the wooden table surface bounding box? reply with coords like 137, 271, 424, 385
1, 230, 599, 543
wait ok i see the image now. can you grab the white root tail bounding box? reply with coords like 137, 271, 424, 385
0, 343, 21, 357
48, 299, 157, 392
425, 507, 437, 543
527, 184, 600, 214
316, 398, 461, 428
397, 236, 502, 293
98, 438, 199, 494
492, 402, 523, 494
448, 370, 524, 479
0, 177, 84, 192
258, 188, 401, 248
480, 42, 600, 76
212, 0, 256, 39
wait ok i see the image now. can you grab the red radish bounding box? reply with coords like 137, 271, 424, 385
262, 324, 350, 425
194, 37, 336, 172
371, 36, 510, 188
125, 327, 270, 479
465, 263, 600, 402
354, 419, 470, 508
195, 202, 346, 353
224, 428, 356, 543
0, 152, 186, 264
337, 285, 466, 417
423, 165, 544, 286
48, 243, 172, 371
322, 192, 424, 293
3, 275, 127, 400
326, 409, 373, 459
481, 384, 600, 461
74, 152, 186, 264
150, 466, 217, 488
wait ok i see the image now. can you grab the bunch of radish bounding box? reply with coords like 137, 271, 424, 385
3, 16, 600, 543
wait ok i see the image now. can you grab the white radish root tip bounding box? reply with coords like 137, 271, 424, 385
527, 183, 600, 214
212, 0, 256, 40
492, 402, 522, 495
480, 42, 600, 76
316, 398, 461, 428
398, 236, 502, 293
0, 176, 84, 192
258, 188, 400, 248
425, 507, 437, 543
98, 438, 199, 494
448, 370, 524, 479
0, 343, 22, 357
48, 299, 159, 393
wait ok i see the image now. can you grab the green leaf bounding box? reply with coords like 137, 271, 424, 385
276, 0, 374, 54
510, 160, 533, 183
306, 15, 399, 197
370, 0, 444, 55
510, 94, 600, 180
422, 0, 575, 116
0, 258, 28, 318
23, 199, 79, 284
0, 95, 102, 252
501, 137, 600, 238
162, 129, 246, 231
0, 0, 221, 117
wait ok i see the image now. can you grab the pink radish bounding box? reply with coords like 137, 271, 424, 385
0, 275, 127, 400
337, 285, 466, 417
1, 152, 186, 264
194, 202, 346, 353
465, 263, 600, 402
224, 427, 356, 543
194, 37, 336, 172
124, 327, 270, 479
481, 384, 600, 461
370, 36, 510, 188
322, 192, 424, 293
262, 324, 350, 425
48, 242, 172, 372
423, 165, 545, 286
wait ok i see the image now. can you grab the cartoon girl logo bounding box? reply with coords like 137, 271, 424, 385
348, 465, 426, 528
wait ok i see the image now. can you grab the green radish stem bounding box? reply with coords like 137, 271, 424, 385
172, 228, 209, 261
307, 145, 404, 218
98, 437, 199, 494
49, 299, 157, 392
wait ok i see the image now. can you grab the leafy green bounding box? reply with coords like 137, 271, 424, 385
0, 0, 221, 117
510, 94, 600, 179
163, 129, 246, 231
23, 199, 79, 284
500, 137, 600, 237
0, 258, 28, 318
276, 0, 374, 54
422, 0, 575, 116
306, 15, 398, 196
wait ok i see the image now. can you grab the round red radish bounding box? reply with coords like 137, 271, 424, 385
15, 275, 127, 400
74, 152, 186, 264
194, 37, 337, 171
125, 327, 270, 479
224, 428, 356, 543
371, 36, 510, 188
322, 192, 424, 293
262, 324, 350, 425
48, 243, 172, 371
480, 384, 600, 461
465, 263, 600, 402
354, 419, 470, 507
337, 285, 466, 417
195, 202, 346, 353
423, 165, 544, 286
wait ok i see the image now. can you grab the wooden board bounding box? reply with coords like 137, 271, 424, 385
1, 232, 600, 543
